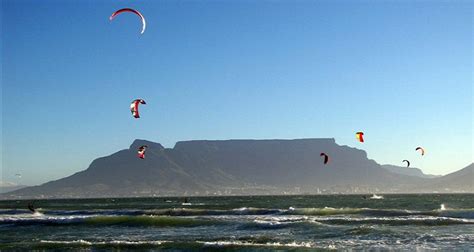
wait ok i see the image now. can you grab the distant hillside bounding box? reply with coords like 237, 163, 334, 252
0, 182, 26, 194
412, 163, 473, 193
2, 139, 470, 199
381, 165, 440, 179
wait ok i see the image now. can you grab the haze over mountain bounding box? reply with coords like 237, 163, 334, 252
0, 182, 26, 194
2, 139, 472, 199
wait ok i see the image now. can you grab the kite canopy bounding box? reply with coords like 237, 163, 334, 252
137, 145, 147, 159
130, 99, 146, 118
320, 153, 329, 164
110, 8, 146, 34
355, 132, 364, 142
402, 160, 410, 167
416, 147, 425, 156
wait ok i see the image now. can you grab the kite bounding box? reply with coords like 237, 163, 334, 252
416, 147, 425, 156
320, 153, 329, 164
110, 8, 146, 34
356, 132, 364, 142
130, 99, 146, 118
402, 160, 410, 167
137, 145, 147, 159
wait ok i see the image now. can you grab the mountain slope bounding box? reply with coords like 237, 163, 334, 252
10, 140, 210, 198
413, 163, 473, 193
5, 139, 466, 199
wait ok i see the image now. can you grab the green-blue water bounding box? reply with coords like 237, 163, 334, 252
1, 194, 473, 250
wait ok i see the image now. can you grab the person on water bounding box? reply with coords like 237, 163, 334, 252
27, 202, 36, 213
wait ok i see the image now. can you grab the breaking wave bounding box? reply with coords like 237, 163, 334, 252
0, 215, 222, 227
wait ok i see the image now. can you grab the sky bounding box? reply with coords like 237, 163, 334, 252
1, 0, 472, 186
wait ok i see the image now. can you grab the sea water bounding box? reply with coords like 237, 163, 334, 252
0, 194, 473, 250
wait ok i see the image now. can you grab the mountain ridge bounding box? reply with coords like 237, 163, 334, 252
2, 139, 471, 199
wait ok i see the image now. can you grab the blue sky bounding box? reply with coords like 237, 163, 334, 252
2, 0, 472, 186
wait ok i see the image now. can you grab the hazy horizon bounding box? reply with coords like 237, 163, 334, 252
2, 0, 473, 186
1, 137, 472, 188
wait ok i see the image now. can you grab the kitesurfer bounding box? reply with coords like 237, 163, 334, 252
27, 203, 36, 213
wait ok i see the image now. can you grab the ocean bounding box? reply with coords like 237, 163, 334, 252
0, 194, 472, 251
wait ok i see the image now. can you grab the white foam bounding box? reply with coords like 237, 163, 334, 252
181, 202, 205, 206
370, 194, 384, 199
41, 239, 93, 245
108, 240, 165, 245
440, 204, 446, 211
32, 211, 44, 217
253, 219, 283, 225
234, 207, 249, 211
40, 240, 167, 246
0, 214, 96, 222
252, 216, 325, 226
202, 240, 313, 248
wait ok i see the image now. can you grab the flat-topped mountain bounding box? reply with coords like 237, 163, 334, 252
3, 139, 471, 199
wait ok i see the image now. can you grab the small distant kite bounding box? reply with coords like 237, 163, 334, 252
15, 173, 21, 178
110, 8, 147, 34
416, 147, 425, 156
402, 160, 410, 167
137, 145, 147, 159
130, 99, 146, 118
355, 132, 364, 142
320, 153, 329, 164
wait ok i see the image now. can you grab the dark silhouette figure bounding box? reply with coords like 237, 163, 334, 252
27, 203, 36, 213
